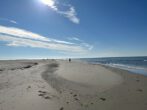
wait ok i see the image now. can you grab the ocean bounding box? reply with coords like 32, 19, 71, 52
78, 56, 147, 76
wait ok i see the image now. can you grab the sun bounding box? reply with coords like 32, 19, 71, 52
41, 0, 54, 6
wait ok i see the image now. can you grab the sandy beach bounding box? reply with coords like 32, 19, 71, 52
0, 59, 147, 110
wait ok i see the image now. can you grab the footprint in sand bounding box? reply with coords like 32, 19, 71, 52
26, 85, 31, 91
33, 63, 38, 65
73, 94, 77, 97
73, 94, 80, 101
100, 97, 106, 101
0, 69, 4, 72
44, 96, 51, 99
137, 89, 143, 92
38, 93, 44, 96
23, 65, 32, 69
90, 102, 94, 105
38, 90, 59, 100
38, 91, 50, 99
10, 68, 17, 71
60, 107, 64, 110
38, 90, 46, 94
136, 79, 140, 82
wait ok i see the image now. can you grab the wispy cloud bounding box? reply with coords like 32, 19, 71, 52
0, 18, 17, 24
58, 6, 80, 24
68, 37, 93, 50
0, 25, 92, 53
68, 37, 81, 41
9, 20, 17, 24
81, 43, 94, 50
41, 0, 79, 24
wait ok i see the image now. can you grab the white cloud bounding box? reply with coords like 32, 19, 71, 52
68, 37, 81, 41
0, 25, 92, 53
41, 0, 58, 11
0, 35, 85, 52
0, 25, 75, 45
41, 0, 80, 24
9, 20, 17, 24
68, 37, 93, 50
0, 25, 48, 41
58, 6, 80, 24
0, 18, 17, 24
81, 43, 94, 50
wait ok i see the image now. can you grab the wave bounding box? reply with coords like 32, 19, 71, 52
79, 57, 147, 76
106, 63, 146, 70
104, 63, 147, 75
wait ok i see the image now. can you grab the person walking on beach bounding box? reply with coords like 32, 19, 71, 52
69, 58, 71, 62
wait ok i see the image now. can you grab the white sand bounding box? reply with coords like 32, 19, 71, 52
0, 60, 60, 110
56, 61, 123, 91
0, 60, 147, 110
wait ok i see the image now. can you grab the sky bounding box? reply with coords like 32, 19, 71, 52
0, 0, 147, 59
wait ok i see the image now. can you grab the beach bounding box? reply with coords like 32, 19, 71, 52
0, 59, 147, 110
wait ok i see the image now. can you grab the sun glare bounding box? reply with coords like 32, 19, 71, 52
41, 0, 54, 6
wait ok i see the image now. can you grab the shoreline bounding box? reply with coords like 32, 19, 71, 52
0, 60, 147, 110
76, 57, 147, 76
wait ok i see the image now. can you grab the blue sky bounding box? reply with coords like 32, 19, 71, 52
0, 0, 147, 59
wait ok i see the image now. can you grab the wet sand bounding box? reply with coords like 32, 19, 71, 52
0, 60, 147, 110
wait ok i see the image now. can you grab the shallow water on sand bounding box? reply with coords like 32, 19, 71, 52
79, 56, 147, 76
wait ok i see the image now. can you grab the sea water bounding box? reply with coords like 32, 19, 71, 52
79, 56, 147, 76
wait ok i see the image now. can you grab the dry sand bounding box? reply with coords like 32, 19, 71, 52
0, 60, 147, 110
